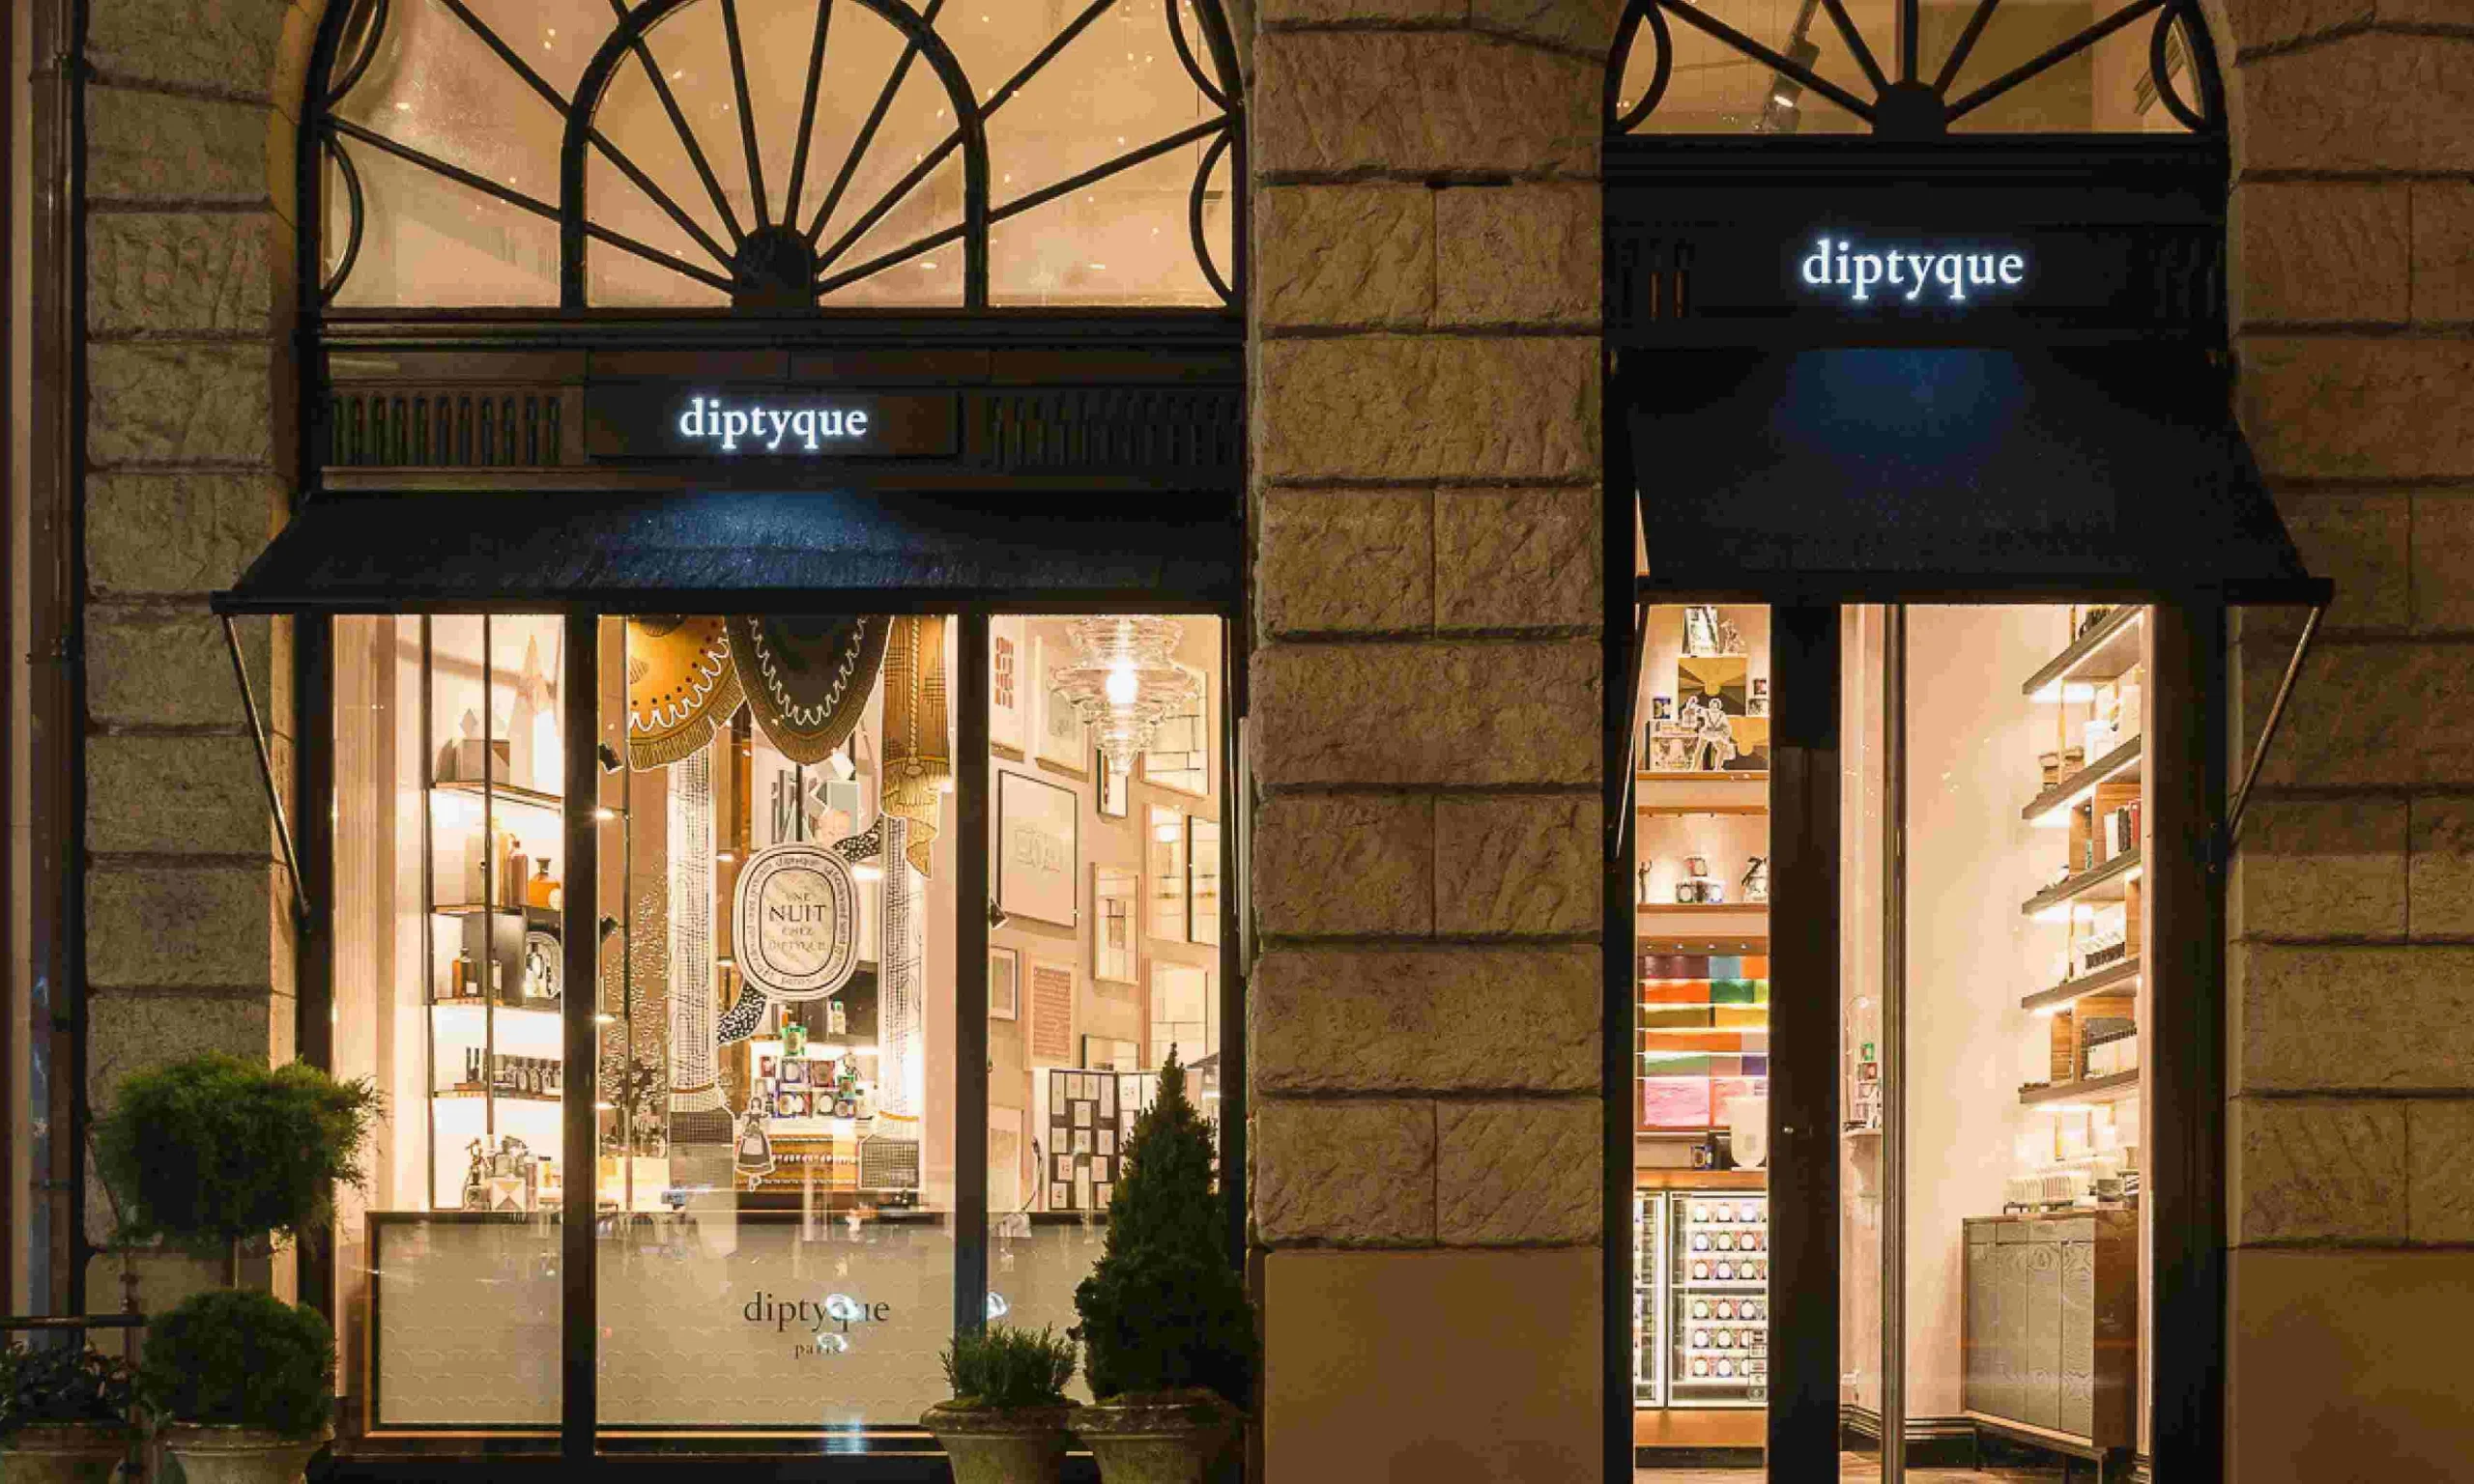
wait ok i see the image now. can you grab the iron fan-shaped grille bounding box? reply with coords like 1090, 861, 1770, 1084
314, 0, 1243, 310
1608, 0, 2223, 138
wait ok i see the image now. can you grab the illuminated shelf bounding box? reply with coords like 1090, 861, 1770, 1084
2022, 734, 2143, 822
2018, 1070, 2140, 1108
2023, 606, 2144, 699
429, 999, 561, 1024
2020, 848, 2141, 918
2022, 957, 2140, 1013
432, 779, 562, 812
435, 1089, 561, 1105
1637, 772, 1769, 817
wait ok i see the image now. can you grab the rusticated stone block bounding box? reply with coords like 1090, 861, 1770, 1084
2231, 182, 2409, 326
1434, 486, 1600, 631
86, 863, 277, 989
2235, 638, 2474, 790
1252, 946, 1596, 1093
1261, 0, 1460, 26
1468, 0, 1625, 52
2244, 338, 2474, 481
1433, 794, 1597, 935
2249, 492, 2406, 636
1433, 183, 1596, 327
1251, 639, 1600, 787
1254, 1099, 1435, 1246
2232, 1097, 2406, 1244
1256, 185, 1433, 329
89, 211, 277, 336
2410, 183, 2474, 325
2237, 944, 2474, 1091
87, 85, 273, 206
2241, 34, 2474, 176
86, 471, 285, 595
2406, 1100, 2474, 1242
2408, 797, 2474, 938
87, 0, 282, 100
1254, 795, 1435, 937
87, 733, 275, 857
89, 342, 274, 468
87, 989, 273, 1112
1253, 31, 1597, 179
2414, 497, 2474, 633
87, 606, 288, 731
2214, 0, 2369, 53
1436, 1099, 1599, 1245
2230, 797, 2405, 942
1259, 489, 1433, 636
1258, 336, 1597, 482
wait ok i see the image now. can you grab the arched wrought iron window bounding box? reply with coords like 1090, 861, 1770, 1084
313, 0, 1243, 310
1608, 0, 2223, 138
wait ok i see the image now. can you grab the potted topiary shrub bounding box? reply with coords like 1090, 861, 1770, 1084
919, 1323, 1081, 1484
139, 1289, 334, 1484
0, 1342, 136, 1482
1071, 1049, 1256, 1484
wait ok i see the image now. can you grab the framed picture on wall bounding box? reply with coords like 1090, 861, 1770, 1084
1148, 962, 1212, 1070
1097, 756, 1129, 818
1186, 817, 1222, 947
1141, 662, 1208, 795
1147, 805, 1187, 942
989, 945, 1021, 1021
997, 770, 1079, 927
991, 616, 1026, 755
1093, 866, 1137, 983
1082, 1035, 1139, 1071
1033, 635, 1091, 775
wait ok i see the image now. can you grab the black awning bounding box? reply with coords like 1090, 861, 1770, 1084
212, 488, 1241, 614
1625, 348, 2326, 604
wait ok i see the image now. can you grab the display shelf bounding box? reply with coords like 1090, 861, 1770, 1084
2022, 734, 2143, 823
1676, 1278, 1768, 1292
2019, 1070, 2141, 1107
1637, 904, 1769, 944
2022, 956, 2140, 1013
436, 1089, 561, 1105
433, 778, 561, 812
2023, 606, 2143, 699
429, 999, 561, 1023
1637, 773, 1769, 816
2020, 848, 2141, 918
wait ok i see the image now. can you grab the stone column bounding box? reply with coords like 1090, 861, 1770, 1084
2218, 1, 2474, 1476
1246, 3, 1615, 1475
75, 0, 313, 1303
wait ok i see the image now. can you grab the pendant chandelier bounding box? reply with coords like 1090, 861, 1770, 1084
1051, 616, 1200, 769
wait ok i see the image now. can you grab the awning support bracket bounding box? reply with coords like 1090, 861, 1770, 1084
2226, 601, 2325, 856
221, 614, 312, 927
1609, 599, 1650, 865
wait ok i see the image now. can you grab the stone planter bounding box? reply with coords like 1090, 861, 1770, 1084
919, 1402, 1079, 1484
0, 1423, 134, 1483
1072, 1391, 1237, 1484
157, 1425, 328, 1484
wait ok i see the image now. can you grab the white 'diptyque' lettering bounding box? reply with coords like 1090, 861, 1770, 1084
1798, 236, 2028, 306
677, 395, 874, 452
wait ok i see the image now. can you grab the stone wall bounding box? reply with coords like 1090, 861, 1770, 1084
72, 0, 318, 1302
2218, 1, 2474, 1478
1244, 1, 1616, 1475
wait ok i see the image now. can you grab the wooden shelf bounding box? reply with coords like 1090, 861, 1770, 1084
1637, 772, 1770, 817
2018, 1070, 2140, 1107
2022, 606, 2143, 699
433, 778, 562, 811
2021, 734, 2143, 822
2020, 848, 2141, 917
2022, 957, 2140, 1013
430, 998, 561, 1022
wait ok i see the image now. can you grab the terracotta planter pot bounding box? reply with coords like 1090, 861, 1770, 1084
1072, 1391, 1237, 1484
0, 1422, 134, 1483
920, 1402, 1079, 1484
157, 1425, 328, 1484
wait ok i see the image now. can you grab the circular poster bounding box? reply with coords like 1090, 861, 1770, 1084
732, 842, 861, 1003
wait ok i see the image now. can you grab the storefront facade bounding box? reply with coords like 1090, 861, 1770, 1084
11, 0, 2474, 1481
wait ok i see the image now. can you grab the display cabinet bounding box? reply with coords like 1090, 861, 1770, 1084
1669, 1192, 1769, 1409
1962, 1211, 2138, 1464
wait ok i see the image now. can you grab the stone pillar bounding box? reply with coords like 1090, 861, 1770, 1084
75, 0, 314, 1304
2218, 2, 2474, 1477
1246, 4, 1614, 1476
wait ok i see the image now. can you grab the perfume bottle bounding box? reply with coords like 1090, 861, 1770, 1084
504, 840, 529, 908
526, 859, 559, 910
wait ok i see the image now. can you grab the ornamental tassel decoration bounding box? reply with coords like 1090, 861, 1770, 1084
877, 615, 950, 877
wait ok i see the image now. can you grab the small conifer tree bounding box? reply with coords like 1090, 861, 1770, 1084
1071, 1048, 1255, 1408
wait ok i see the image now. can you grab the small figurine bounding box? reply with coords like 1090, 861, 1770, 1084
1742, 856, 1770, 903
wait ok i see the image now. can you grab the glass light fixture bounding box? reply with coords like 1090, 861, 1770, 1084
1051, 616, 1199, 768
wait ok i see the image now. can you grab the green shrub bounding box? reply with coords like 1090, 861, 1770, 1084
92, 1053, 380, 1254
939, 1324, 1077, 1409
1072, 1049, 1256, 1408
137, 1290, 333, 1440
0, 1343, 135, 1436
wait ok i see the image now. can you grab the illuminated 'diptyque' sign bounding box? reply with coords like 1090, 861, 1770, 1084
1799, 236, 2028, 306
678, 394, 871, 452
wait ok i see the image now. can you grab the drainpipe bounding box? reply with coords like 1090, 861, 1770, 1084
25, 0, 86, 1318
